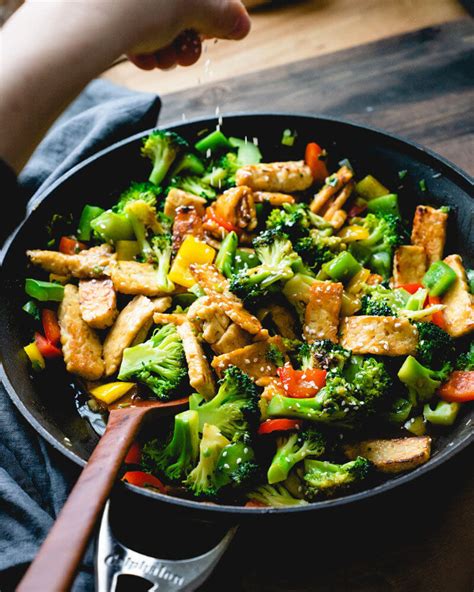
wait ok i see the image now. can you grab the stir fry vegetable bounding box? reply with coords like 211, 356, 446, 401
22, 126, 473, 507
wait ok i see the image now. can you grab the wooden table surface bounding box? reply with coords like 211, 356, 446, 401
106, 5, 474, 592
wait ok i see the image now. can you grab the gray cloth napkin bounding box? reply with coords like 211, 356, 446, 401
0, 79, 161, 591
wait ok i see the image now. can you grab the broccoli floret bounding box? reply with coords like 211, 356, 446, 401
266, 203, 332, 240
299, 340, 351, 372
188, 365, 260, 440
266, 343, 286, 367
267, 357, 391, 427
359, 283, 410, 316
167, 175, 216, 200
151, 233, 175, 293
142, 130, 188, 186
295, 231, 346, 271
185, 423, 230, 498
214, 441, 259, 490
415, 321, 455, 368
349, 213, 409, 279
118, 324, 186, 400
141, 410, 200, 481
456, 340, 474, 370
304, 456, 371, 499
397, 355, 452, 405
246, 483, 309, 507
202, 152, 240, 189
90, 182, 164, 245
267, 427, 326, 484
229, 229, 299, 303
282, 272, 316, 321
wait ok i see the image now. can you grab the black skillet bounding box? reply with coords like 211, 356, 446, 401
1, 114, 473, 583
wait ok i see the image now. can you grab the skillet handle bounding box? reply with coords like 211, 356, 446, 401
95, 501, 237, 592
16, 407, 148, 592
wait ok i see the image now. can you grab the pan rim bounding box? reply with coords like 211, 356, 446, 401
1, 111, 473, 516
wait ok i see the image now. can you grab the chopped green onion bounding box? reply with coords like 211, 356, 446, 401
398, 169, 408, 180
338, 158, 353, 171
281, 129, 297, 147
25, 279, 64, 302
422, 261, 457, 297
419, 179, 427, 192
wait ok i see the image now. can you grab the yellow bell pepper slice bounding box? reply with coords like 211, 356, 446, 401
338, 225, 370, 242
24, 342, 45, 371
90, 382, 135, 405
355, 175, 389, 200
168, 235, 216, 288
116, 240, 140, 261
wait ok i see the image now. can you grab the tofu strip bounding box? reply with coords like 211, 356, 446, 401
236, 161, 313, 193
344, 437, 431, 473
27, 244, 114, 279
392, 245, 427, 286
304, 281, 343, 343
323, 181, 355, 220
310, 165, 353, 213
103, 295, 156, 376
411, 205, 448, 266
79, 278, 118, 329
110, 261, 166, 296
340, 316, 418, 356
177, 320, 216, 399
58, 284, 104, 380
441, 254, 474, 337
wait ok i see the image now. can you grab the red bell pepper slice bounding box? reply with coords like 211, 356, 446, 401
206, 208, 239, 233
397, 283, 423, 294
277, 363, 326, 398
427, 295, 446, 329
347, 203, 368, 219
41, 309, 61, 346
122, 471, 167, 493
305, 142, 329, 183
34, 332, 62, 358
258, 419, 302, 435
438, 371, 474, 402
124, 442, 142, 465
59, 236, 87, 255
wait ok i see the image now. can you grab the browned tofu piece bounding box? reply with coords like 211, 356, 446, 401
103, 295, 156, 376
310, 165, 353, 214
441, 254, 474, 337
27, 244, 114, 279
177, 320, 215, 399
252, 191, 295, 206
210, 186, 257, 232
188, 296, 230, 344
236, 161, 313, 193
304, 281, 343, 343
211, 336, 286, 381
411, 205, 448, 266
164, 188, 206, 219
58, 284, 104, 380
79, 278, 118, 329
344, 437, 431, 474
190, 264, 262, 335
110, 261, 168, 297
340, 316, 418, 356
212, 323, 252, 355
172, 205, 204, 251
259, 303, 298, 340
392, 245, 427, 286
153, 312, 186, 325
132, 297, 172, 346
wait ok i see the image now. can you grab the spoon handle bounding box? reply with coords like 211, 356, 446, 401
17, 406, 147, 592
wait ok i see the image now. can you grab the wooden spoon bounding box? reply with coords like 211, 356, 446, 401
17, 397, 189, 592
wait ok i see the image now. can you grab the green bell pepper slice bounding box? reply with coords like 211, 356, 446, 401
25, 279, 64, 302
322, 251, 362, 283
422, 260, 457, 297
77, 205, 105, 241
195, 130, 231, 154
366, 193, 400, 216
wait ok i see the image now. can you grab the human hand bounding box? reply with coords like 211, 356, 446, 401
102, 0, 251, 71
